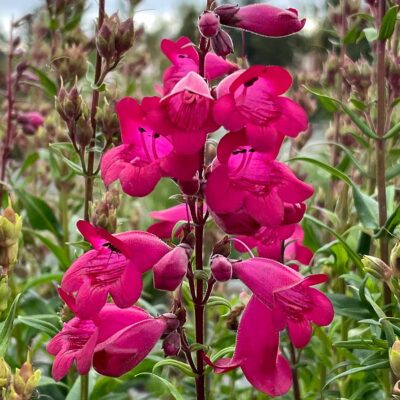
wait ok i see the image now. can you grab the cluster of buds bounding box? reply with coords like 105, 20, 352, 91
16, 111, 44, 136
343, 56, 371, 100
96, 13, 134, 63
0, 206, 22, 272
55, 81, 82, 123
1, 355, 41, 400
327, 0, 360, 28
96, 99, 120, 142
90, 188, 120, 233
53, 44, 87, 83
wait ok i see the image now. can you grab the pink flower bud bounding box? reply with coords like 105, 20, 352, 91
161, 312, 180, 333
210, 255, 232, 282
162, 331, 181, 356
153, 244, 191, 291
17, 111, 44, 129
211, 29, 234, 58
198, 11, 220, 38
215, 3, 306, 38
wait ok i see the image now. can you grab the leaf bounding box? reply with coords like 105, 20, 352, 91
374, 203, 400, 238
324, 360, 389, 388
65, 371, 97, 400
16, 315, 59, 336
23, 228, 69, 269
289, 157, 378, 229
49, 143, 84, 175
327, 293, 370, 319
206, 296, 232, 312
15, 188, 63, 239
0, 294, 21, 357
363, 27, 379, 42
152, 359, 197, 377
16, 152, 39, 179
379, 6, 399, 40
304, 215, 364, 271
383, 120, 400, 140
303, 86, 339, 112
21, 272, 63, 292
135, 372, 184, 400
341, 104, 379, 140
28, 67, 57, 97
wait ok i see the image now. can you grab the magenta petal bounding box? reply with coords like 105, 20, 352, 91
169, 130, 208, 154
76, 220, 106, 250
75, 329, 99, 375
101, 144, 133, 187
273, 97, 308, 137
119, 162, 162, 197
205, 53, 239, 80
160, 150, 200, 179
306, 287, 334, 326
232, 258, 301, 307
51, 352, 75, 382
93, 318, 167, 377
213, 94, 245, 131
74, 281, 109, 319
287, 319, 313, 348
245, 191, 284, 226
163, 71, 213, 100
245, 123, 284, 155
205, 165, 245, 213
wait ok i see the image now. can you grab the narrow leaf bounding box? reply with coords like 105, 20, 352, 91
0, 294, 21, 357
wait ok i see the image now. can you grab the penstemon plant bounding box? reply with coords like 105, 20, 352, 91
45, 2, 335, 400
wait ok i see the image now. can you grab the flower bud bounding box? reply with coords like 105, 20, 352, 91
162, 331, 181, 356
161, 313, 180, 333
17, 112, 44, 133
75, 115, 93, 147
153, 245, 190, 291
90, 190, 120, 233
212, 236, 231, 257
210, 255, 232, 282
0, 358, 11, 389
391, 242, 400, 278
198, 11, 220, 38
10, 355, 41, 399
96, 18, 116, 60
0, 207, 22, 248
115, 18, 134, 54
0, 275, 11, 314
211, 29, 234, 58
391, 339, 400, 377
96, 99, 120, 140
56, 82, 82, 122
362, 255, 392, 281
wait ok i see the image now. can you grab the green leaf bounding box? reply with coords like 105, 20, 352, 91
152, 359, 196, 377
327, 293, 370, 319
16, 315, 59, 336
21, 272, 63, 293
374, 203, 400, 238
304, 215, 364, 271
135, 372, 184, 400
28, 66, 57, 97
341, 104, 379, 139
324, 360, 389, 388
15, 188, 63, 239
16, 152, 39, 179
303, 86, 339, 112
379, 6, 399, 40
0, 294, 21, 357
363, 27, 379, 42
65, 371, 96, 400
289, 157, 378, 229
206, 296, 232, 312
383, 120, 400, 140
49, 143, 84, 175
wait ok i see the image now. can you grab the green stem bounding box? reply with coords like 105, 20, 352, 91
80, 374, 89, 400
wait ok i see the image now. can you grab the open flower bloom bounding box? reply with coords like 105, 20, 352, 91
232, 257, 334, 348
235, 223, 313, 268
48, 304, 173, 380
215, 4, 306, 37
147, 72, 219, 154
161, 36, 238, 95
205, 296, 292, 396
147, 204, 191, 239
214, 66, 308, 153
61, 221, 170, 319
205, 131, 313, 234
101, 97, 199, 197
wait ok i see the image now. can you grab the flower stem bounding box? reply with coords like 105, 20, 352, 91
84, 0, 105, 221
289, 342, 301, 400
80, 374, 89, 400
375, 0, 391, 312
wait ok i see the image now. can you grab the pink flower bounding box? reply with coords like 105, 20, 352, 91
101, 97, 199, 197
161, 36, 238, 95
215, 4, 306, 37
205, 296, 292, 396
61, 221, 170, 319
147, 204, 191, 239
232, 257, 334, 348
214, 66, 308, 153
147, 72, 219, 154
205, 131, 313, 234
47, 304, 153, 381
235, 224, 313, 268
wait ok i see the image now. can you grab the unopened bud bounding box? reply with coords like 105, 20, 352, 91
0, 357, 11, 389
391, 339, 400, 378
75, 116, 93, 147
115, 18, 134, 54
210, 255, 232, 282
10, 354, 41, 399
97, 20, 116, 60
362, 255, 392, 281
0, 275, 11, 314
210, 29, 234, 58
212, 236, 231, 257
161, 313, 180, 333
198, 11, 220, 38
162, 331, 181, 356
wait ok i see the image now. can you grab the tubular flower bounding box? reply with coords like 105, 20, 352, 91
61, 220, 170, 319
215, 4, 306, 37
101, 97, 199, 197
161, 36, 238, 95
47, 303, 170, 380
205, 131, 313, 234
214, 66, 308, 153
232, 257, 334, 348
235, 224, 313, 268
147, 204, 191, 239
147, 72, 219, 154
205, 296, 292, 396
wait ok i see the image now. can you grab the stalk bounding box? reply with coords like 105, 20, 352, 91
84, 0, 105, 221
375, 0, 391, 310
80, 374, 89, 400
289, 342, 301, 400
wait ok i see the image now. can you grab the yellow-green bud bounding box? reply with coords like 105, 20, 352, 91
391, 242, 400, 278
0, 358, 11, 389
362, 255, 392, 281
391, 340, 400, 377
0, 275, 11, 314
11, 357, 41, 399
0, 208, 22, 248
